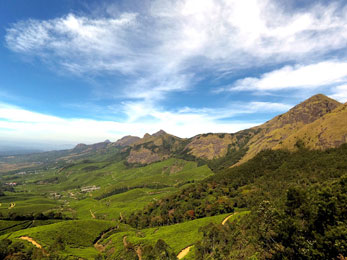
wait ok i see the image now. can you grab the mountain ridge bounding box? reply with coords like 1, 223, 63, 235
1, 94, 345, 170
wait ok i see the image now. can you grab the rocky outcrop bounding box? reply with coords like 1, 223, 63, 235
127, 148, 163, 165
114, 135, 140, 147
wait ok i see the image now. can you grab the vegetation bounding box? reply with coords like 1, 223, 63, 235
0, 95, 346, 259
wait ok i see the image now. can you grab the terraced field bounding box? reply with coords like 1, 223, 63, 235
0, 157, 221, 259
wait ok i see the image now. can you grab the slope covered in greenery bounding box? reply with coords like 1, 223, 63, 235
123, 144, 347, 259
0, 95, 346, 259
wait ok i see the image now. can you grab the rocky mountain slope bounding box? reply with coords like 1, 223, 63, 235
121, 94, 344, 167
277, 102, 347, 150
236, 94, 342, 164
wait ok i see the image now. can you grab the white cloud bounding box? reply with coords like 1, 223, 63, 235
6, 13, 139, 74
0, 100, 290, 149
227, 61, 347, 92
5, 0, 347, 101
330, 84, 347, 102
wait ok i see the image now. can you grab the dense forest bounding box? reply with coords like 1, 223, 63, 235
124, 144, 347, 259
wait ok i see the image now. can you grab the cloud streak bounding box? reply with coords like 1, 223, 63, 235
226, 61, 347, 92
330, 84, 347, 102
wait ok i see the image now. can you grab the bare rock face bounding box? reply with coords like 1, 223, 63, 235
72, 143, 88, 152
127, 148, 162, 165
124, 130, 183, 164
186, 134, 233, 160
237, 94, 342, 164
152, 130, 167, 137
114, 136, 141, 147
276, 103, 347, 150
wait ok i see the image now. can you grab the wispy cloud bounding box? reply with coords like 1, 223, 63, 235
6, 13, 139, 74
5, 0, 347, 102
330, 84, 347, 102
225, 61, 347, 92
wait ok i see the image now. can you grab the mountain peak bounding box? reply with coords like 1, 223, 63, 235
300, 93, 340, 106
143, 133, 151, 138
114, 135, 140, 147
152, 130, 167, 137
72, 143, 87, 151
262, 94, 341, 128
285, 93, 341, 124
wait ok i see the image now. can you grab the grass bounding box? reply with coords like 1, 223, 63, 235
69, 187, 180, 220
0, 193, 61, 217
0, 157, 217, 259
104, 213, 238, 258
5, 219, 115, 247
1, 158, 213, 221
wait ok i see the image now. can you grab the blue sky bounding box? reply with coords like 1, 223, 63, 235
0, 0, 347, 150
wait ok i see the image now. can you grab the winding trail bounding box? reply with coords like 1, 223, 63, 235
135, 246, 143, 260
175, 213, 237, 259
94, 227, 117, 252
8, 202, 16, 209
90, 209, 96, 219
20, 236, 42, 249
177, 246, 193, 259
222, 213, 235, 225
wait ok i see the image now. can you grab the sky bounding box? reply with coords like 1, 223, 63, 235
0, 0, 347, 150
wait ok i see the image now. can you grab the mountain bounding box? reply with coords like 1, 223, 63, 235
113, 135, 140, 147
127, 94, 343, 167
2, 94, 345, 171
124, 94, 344, 168
125, 130, 184, 165
235, 94, 342, 164
277, 102, 347, 150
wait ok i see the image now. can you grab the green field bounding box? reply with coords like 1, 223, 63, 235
0, 157, 220, 259
104, 212, 249, 258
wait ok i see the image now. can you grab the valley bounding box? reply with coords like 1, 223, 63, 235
0, 94, 346, 259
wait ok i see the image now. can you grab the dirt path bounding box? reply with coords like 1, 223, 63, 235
8, 202, 16, 209
222, 213, 235, 225
177, 246, 192, 259
94, 227, 117, 252
123, 236, 128, 247
20, 236, 42, 249
90, 209, 96, 219
136, 246, 143, 260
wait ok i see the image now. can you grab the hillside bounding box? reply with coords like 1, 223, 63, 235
110, 94, 345, 167
236, 94, 342, 164
0, 94, 346, 259
276, 102, 347, 150
124, 144, 347, 259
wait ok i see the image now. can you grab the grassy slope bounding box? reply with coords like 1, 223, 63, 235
105, 212, 249, 258
0, 193, 61, 218
277, 103, 347, 150
237, 94, 341, 165
1, 158, 213, 221
0, 213, 249, 259
0, 157, 217, 259
3, 219, 116, 258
